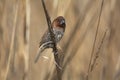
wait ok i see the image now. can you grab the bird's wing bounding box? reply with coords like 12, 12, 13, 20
34, 30, 53, 63
39, 30, 51, 47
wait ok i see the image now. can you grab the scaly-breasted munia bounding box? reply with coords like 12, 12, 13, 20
34, 16, 66, 63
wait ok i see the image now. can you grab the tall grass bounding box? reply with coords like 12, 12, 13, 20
0, 0, 120, 80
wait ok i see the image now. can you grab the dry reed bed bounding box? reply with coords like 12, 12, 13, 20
0, 0, 120, 80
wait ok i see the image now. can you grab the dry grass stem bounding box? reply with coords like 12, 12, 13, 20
41, 0, 62, 80
91, 29, 108, 72
5, 1, 19, 79
86, 0, 104, 79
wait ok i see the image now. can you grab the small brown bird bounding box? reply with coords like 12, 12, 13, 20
34, 16, 66, 63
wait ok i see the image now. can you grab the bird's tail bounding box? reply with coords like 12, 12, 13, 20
34, 41, 53, 63
34, 46, 45, 63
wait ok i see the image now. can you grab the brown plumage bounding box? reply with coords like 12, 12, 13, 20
34, 16, 66, 63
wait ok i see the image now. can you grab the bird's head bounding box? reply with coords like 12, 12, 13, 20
52, 16, 66, 31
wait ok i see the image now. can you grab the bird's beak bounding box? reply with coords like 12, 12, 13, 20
60, 20, 65, 25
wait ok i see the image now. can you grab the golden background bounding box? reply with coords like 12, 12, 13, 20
0, 0, 120, 80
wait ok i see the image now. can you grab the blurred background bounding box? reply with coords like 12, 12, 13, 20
0, 0, 120, 80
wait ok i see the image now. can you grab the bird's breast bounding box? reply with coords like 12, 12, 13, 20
53, 28, 64, 42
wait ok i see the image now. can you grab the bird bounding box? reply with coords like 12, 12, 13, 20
34, 16, 66, 63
